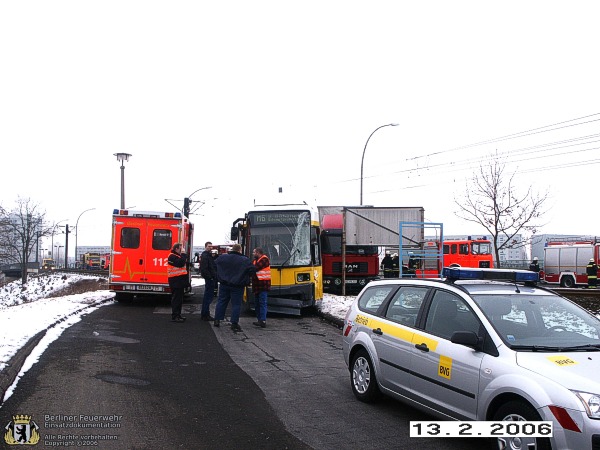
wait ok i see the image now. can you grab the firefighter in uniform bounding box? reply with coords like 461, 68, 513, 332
167, 243, 189, 322
586, 258, 598, 289
529, 256, 540, 273
381, 252, 394, 278
251, 247, 271, 328
391, 253, 400, 278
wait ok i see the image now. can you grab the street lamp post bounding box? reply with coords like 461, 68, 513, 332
360, 123, 399, 206
114, 153, 132, 209
75, 208, 96, 267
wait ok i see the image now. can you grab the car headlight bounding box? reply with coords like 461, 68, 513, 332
574, 391, 600, 418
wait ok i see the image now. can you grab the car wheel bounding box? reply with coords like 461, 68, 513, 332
350, 349, 380, 402
561, 276, 575, 288
492, 400, 551, 450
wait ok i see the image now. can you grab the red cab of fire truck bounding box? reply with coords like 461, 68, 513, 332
320, 214, 379, 293
541, 238, 600, 288
108, 209, 194, 302
410, 237, 494, 278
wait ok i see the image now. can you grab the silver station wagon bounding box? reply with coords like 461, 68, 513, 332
342, 268, 600, 450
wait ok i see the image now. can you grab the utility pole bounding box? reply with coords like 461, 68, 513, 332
64, 224, 70, 268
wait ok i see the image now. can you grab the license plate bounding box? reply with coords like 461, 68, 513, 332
136, 285, 164, 292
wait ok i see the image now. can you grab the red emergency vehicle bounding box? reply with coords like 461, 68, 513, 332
411, 237, 494, 278
108, 209, 194, 302
542, 238, 600, 287
320, 214, 379, 293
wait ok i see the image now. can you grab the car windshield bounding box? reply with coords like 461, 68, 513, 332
472, 293, 600, 349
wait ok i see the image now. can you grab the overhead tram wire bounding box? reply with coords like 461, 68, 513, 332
314, 113, 600, 194
363, 122, 600, 183
406, 112, 600, 162
358, 139, 600, 187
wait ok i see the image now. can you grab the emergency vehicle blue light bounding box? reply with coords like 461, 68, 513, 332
174, 212, 181, 218
442, 267, 539, 283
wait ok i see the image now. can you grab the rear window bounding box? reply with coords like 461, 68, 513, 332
120, 228, 140, 249
153, 229, 172, 250
358, 285, 396, 314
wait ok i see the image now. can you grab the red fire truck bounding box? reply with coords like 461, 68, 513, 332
542, 238, 600, 287
320, 214, 379, 293
411, 237, 494, 278
108, 209, 194, 302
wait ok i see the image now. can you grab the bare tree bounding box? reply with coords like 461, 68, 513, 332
454, 156, 548, 267
0, 198, 54, 284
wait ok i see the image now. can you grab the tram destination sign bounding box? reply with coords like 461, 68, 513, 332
249, 210, 309, 227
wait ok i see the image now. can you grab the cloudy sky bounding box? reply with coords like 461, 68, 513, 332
2, 1, 599, 257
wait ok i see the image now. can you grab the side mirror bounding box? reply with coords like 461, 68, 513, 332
450, 331, 482, 350
230, 226, 239, 241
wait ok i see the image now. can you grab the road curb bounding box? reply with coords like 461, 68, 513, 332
0, 330, 46, 403
317, 310, 344, 329
0, 298, 114, 403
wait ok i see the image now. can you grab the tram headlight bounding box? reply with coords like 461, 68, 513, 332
297, 273, 311, 282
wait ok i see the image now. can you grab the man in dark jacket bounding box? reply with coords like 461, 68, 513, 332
199, 241, 218, 321
214, 244, 256, 331
167, 243, 189, 323
381, 252, 393, 278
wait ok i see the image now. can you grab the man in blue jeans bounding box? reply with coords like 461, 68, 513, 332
214, 244, 256, 332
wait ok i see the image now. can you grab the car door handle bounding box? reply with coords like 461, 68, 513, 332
415, 343, 429, 352
372, 328, 383, 335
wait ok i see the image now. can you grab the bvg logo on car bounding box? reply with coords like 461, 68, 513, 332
438, 356, 453, 380
4, 414, 40, 445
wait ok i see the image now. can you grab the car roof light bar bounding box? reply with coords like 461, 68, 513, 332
442, 267, 539, 283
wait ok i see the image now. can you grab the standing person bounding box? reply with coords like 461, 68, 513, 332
251, 247, 271, 328
211, 249, 220, 297
214, 244, 255, 332
381, 252, 393, 278
529, 256, 540, 273
192, 252, 201, 274
391, 253, 400, 278
587, 258, 599, 289
199, 241, 218, 321
167, 243, 189, 323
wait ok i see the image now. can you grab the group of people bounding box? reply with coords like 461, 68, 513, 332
380, 252, 399, 278
167, 241, 271, 330
381, 252, 419, 278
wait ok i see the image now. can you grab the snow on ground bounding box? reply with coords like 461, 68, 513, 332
0, 272, 353, 405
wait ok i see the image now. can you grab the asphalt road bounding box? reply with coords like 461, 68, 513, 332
0, 287, 492, 449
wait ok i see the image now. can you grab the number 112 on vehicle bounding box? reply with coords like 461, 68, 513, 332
410, 421, 553, 438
